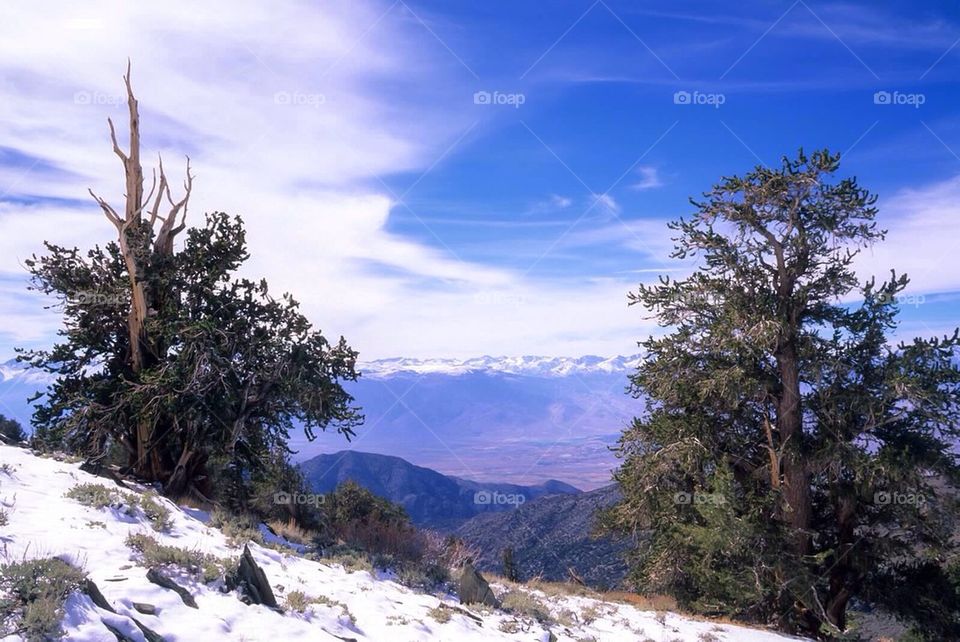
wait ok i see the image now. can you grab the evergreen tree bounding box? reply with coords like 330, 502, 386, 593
18, 68, 362, 499
0, 415, 26, 444
602, 150, 960, 638
502, 546, 519, 582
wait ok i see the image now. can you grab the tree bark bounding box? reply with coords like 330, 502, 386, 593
777, 335, 812, 556
825, 490, 856, 630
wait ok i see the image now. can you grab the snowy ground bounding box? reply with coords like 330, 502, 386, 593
0, 445, 807, 641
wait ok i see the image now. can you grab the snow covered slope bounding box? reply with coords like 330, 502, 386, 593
0, 445, 805, 642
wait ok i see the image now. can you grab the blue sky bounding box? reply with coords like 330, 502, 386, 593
1, 1, 959, 358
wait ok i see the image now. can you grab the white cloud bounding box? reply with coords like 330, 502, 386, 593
630, 165, 663, 191
0, 0, 659, 359
590, 193, 620, 217
525, 193, 572, 216
854, 175, 960, 298
1, 2, 957, 361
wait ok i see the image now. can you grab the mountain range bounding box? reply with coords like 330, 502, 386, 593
0, 355, 642, 489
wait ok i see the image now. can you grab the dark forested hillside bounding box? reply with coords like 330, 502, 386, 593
299, 450, 580, 529
455, 485, 631, 589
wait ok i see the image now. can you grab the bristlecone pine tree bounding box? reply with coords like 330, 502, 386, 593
19, 65, 362, 499
602, 150, 960, 639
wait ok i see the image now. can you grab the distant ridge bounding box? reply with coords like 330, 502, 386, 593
299, 450, 580, 529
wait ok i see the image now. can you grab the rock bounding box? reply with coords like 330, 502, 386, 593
82, 578, 116, 613
130, 620, 165, 642
146, 568, 198, 608
132, 602, 157, 615
457, 562, 498, 607
83, 579, 165, 642
229, 545, 279, 609
103, 621, 138, 642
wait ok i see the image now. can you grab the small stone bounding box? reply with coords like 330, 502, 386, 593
132, 602, 157, 615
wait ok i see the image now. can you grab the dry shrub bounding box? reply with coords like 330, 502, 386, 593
420, 531, 479, 569
335, 516, 422, 559
268, 518, 316, 546
603, 591, 678, 612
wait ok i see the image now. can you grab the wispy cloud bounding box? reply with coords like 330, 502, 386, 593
630, 165, 663, 191
0, 0, 668, 359
590, 193, 621, 217
526, 193, 573, 215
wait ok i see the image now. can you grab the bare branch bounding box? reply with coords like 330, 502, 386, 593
88, 189, 122, 229
106, 118, 127, 163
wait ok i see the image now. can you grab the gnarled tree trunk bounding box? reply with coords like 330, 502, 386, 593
88, 62, 193, 485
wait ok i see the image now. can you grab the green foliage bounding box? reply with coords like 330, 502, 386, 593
19, 210, 362, 497
283, 590, 353, 621
603, 149, 960, 637
0, 557, 85, 640
318, 481, 419, 558
309, 482, 464, 590
318, 545, 375, 574
124, 533, 232, 582
427, 605, 452, 623
0, 415, 25, 444
64, 483, 117, 509
64, 483, 172, 532
136, 493, 173, 532
499, 589, 552, 623
208, 509, 265, 545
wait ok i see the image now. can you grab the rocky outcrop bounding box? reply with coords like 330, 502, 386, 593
229, 545, 280, 609
146, 568, 197, 609
457, 563, 498, 607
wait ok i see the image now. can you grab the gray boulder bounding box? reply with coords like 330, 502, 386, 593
457, 562, 498, 607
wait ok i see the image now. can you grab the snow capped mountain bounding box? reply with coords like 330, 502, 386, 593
0, 355, 642, 383
0, 359, 57, 386
360, 355, 642, 378
0, 356, 643, 490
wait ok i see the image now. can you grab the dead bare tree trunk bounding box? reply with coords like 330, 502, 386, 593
88, 62, 193, 483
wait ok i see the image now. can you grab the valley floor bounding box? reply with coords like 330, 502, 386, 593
0, 445, 807, 642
